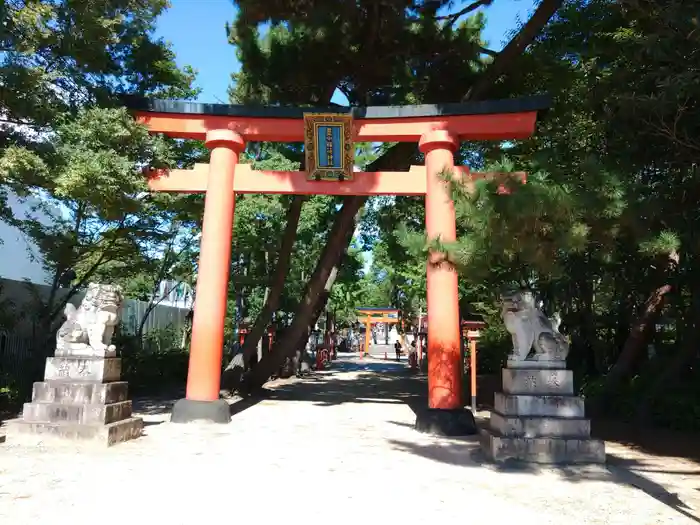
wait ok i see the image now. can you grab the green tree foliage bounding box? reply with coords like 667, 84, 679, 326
397, 0, 700, 429
0, 1, 201, 336
5, 107, 187, 329
229, 0, 491, 105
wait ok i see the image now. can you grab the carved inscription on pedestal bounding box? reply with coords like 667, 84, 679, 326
524, 374, 537, 390
57, 361, 71, 378
546, 373, 561, 389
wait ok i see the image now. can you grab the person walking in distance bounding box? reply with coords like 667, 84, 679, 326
394, 340, 402, 362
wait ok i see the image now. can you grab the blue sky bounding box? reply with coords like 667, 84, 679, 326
155, 0, 537, 104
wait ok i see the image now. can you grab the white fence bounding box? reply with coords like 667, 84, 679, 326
119, 299, 190, 336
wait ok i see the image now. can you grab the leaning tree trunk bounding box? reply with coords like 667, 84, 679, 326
463, 0, 565, 101
635, 311, 697, 424
292, 266, 339, 375
308, 266, 339, 345
590, 252, 678, 416
635, 251, 693, 422
220, 196, 304, 392
246, 196, 364, 389
291, 250, 342, 370
603, 252, 678, 388
244, 141, 421, 389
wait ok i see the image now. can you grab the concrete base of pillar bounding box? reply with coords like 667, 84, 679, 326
414, 407, 478, 437
170, 398, 230, 424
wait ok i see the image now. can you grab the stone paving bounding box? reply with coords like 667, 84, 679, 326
1, 354, 699, 525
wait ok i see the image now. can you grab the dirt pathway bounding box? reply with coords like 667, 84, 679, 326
0, 355, 698, 525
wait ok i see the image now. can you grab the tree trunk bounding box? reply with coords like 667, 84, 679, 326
313, 266, 339, 337
463, 0, 565, 101
607, 284, 672, 379
310, 266, 338, 340
221, 196, 304, 391
605, 252, 678, 387
293, 266, 338, 375
246, 196, 363, 389
636, 252, 694, 421
592, 252, 678, 415
242, 140, 421, 390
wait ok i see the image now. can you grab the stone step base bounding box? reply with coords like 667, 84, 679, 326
22, 400, 132, 425
480, 429, 605, 464
490, 412, 590, 438
32, 381, 128, 405
2, 417, 143, 447
494, 392, 584, 418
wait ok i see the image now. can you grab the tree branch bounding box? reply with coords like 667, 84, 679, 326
479, 46, 498, 57
436, 0, 494, 25
463, 0, 565, 101
366, 0, 564, 174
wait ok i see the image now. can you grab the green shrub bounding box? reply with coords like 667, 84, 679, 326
116, 326, 190, 395
580, 361, 700, 431
0, 372, 22, 415
472, 327, 511, 374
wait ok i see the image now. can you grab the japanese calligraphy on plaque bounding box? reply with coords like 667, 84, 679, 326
303, 113, 354, 182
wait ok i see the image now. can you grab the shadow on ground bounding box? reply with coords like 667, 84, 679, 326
259, 358, 426, 410
592, 419, 700, 463
133, 386, 265, 425
133, 393, 181, 416
128, 356, 700, 523
386, 434, 700, 523
243, 357, 700, 524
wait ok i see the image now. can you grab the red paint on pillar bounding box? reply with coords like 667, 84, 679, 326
363, 320, 371, 358
420, 130, 462, 410
186, 130, 245, 401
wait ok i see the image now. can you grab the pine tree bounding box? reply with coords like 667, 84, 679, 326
228, 0, 565, 389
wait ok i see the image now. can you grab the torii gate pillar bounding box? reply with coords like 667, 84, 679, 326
171, 130, 244, 424
415, 130, 476, 435
421, 131, 461, 409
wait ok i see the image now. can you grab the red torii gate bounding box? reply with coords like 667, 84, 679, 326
128, 95, 548, 431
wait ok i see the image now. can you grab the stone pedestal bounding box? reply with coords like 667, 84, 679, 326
480, 361, 605, 464
3, 356, 143, 446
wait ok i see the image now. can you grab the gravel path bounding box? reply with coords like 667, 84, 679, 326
1, 355, 698, 525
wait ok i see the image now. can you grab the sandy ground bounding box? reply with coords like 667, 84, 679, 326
1, 354, 699, 525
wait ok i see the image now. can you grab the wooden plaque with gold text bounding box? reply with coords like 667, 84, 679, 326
303, 113, 354, 181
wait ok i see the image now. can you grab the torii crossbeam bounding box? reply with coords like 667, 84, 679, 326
127, 95, 549, 429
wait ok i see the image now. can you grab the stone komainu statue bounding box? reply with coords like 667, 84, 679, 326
56, 283, 124, 356
500, 289, 569, 363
